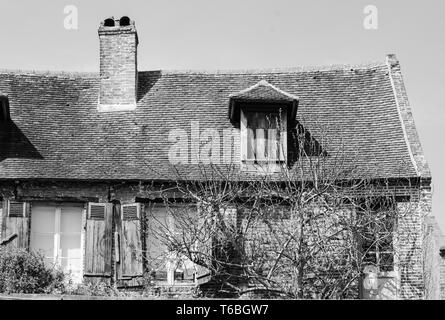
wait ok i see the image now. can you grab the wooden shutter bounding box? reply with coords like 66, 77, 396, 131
120, 203, 143, 277
84, 203, 113, 276
194, 203, 213, 285
278, 111, 287, 161
1, 200, 30, 249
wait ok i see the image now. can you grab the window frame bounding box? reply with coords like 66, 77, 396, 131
358, 199, 396, 273
145, 203, 198, 286
240, 105, 288, 170
29, 202, 85, 283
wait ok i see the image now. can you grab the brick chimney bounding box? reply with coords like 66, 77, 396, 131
98, 16, 138, 112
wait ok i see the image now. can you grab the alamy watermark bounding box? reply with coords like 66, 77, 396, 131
168, 121, 238, 165
64, 5, 78, 30
363, 5, 378, 30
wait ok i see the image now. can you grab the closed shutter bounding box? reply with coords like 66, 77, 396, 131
194, 203, 213, 285
1, 200, 30, 249
84, 203, 113, 276
120, 203, 143, 277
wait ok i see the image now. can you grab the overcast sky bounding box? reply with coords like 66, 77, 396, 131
1, 0, 444, 230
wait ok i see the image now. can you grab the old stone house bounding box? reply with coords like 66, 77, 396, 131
0, 16, 436, 299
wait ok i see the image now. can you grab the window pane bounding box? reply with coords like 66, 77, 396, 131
146, 206, 169, 281
146, 206, 171, 276
245, 110, 282, 161
174, 259, 195, 282
30, 205, 56, 260
246, 111, 279, 129
60, 234, 81, 259
267, 129, 279, 160
379, 253, 394, 272
60, 207, 82, 233
256, 129, 266, 160
61, 257, 82, 282
145, 205, 197, 283
30, 233, 54, 259
247, 128, 255, 160
31, 206, 56, 233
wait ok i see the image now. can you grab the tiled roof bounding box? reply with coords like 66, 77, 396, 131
0, 60, 426, 181
229, 79, 298, 102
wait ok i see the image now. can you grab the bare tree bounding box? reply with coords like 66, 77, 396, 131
142, 123, 421, 299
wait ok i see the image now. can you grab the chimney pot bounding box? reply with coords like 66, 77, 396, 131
119, 16, 131, 27
104, 18, 115, 27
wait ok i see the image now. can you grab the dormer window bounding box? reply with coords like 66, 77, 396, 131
229, 80, 298, 172
0, 96, 10, 123
241, 106, 287, 163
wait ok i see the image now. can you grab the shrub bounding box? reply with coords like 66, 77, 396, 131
0, 246, 66, 294
69, 282, 121, 297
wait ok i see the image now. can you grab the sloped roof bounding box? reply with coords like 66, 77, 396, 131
228, 80, 298, 123
0, 58, 430, 181
229, 79, 299, 102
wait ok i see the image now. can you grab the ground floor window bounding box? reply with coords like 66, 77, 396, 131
30, 203, 83, 282
358, 199, 395, 272
145, 203, 197, 285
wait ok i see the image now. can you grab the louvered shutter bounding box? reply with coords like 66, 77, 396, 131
194, 202, 213, 285
84, 203, 113, 276
120, 203, 143, 277
1, 200, 30, 249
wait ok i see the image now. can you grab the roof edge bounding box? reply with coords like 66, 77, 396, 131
229, 79, 299, 100
386, 54, 431, 179
0, 61, 387, 78
0, 68, 98, 78
160, 61, 386, 75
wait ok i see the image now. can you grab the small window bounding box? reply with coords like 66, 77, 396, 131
241, 106, 287, 165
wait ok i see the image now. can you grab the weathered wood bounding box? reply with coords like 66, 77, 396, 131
115, 204, 122, 281
121, 218, 143, 277
1, 201, 30, 249
118, 204, 143, 279
84, 203, 113, 276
